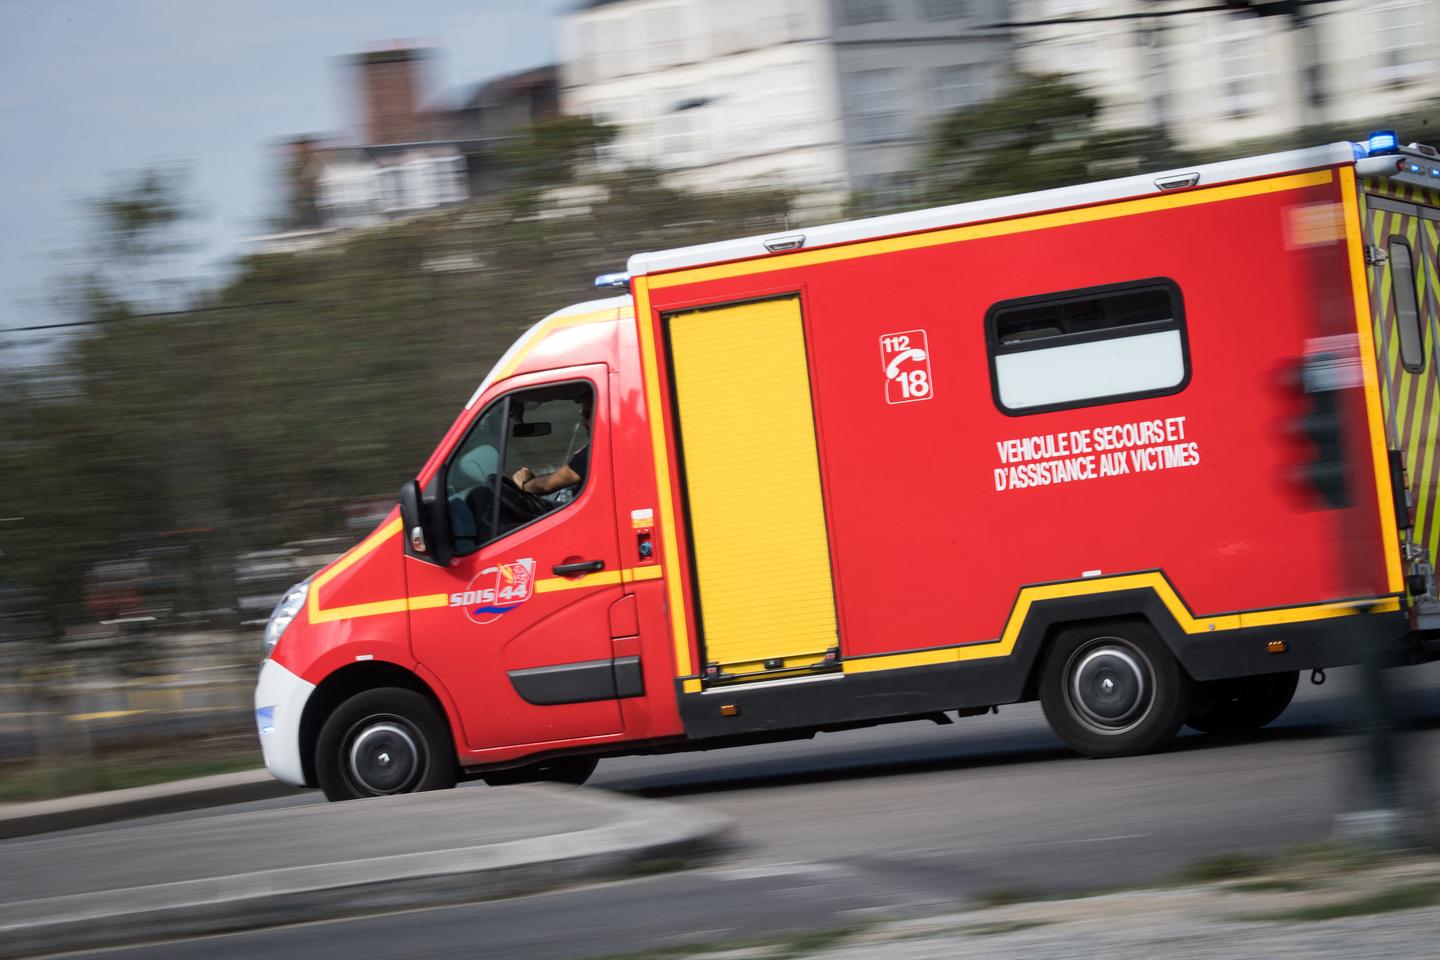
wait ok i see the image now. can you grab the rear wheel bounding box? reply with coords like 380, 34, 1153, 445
316, 688, 457, 802
481, 756, 599, 787
1039, 620, 1193, 758
1186, 671, 1299, 736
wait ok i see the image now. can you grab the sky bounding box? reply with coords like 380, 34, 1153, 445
0, 0, 572, 349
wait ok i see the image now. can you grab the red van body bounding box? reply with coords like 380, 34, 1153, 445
257, 140, 1440, 799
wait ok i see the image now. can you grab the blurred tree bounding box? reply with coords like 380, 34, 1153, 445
493, 115, 618, 210
2, 138, 791, 652
892, 73, 1188, 212
275, 137, 323, 230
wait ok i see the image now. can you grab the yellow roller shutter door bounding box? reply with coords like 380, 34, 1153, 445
666, 297, 839, 678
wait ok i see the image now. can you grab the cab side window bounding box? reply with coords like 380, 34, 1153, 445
444, 382, 595, 557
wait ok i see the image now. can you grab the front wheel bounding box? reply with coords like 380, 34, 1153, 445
1039, 620, 1193, 758
1186, 671, 1298, 736
316, 688, 458, 802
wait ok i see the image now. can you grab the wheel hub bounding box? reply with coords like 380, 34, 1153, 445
348, 721, 421, 795
1068, 641, 1152, 734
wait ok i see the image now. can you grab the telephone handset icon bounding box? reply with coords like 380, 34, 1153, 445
885, 348, 927, 381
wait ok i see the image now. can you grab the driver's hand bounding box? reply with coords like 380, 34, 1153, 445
512, 467, 534, 489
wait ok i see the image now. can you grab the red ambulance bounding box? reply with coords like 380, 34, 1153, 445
257, 134, 1440, 800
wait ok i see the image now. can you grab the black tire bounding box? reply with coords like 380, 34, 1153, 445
1185, 671, 1299, 736
1039, 620, 1194, 758
316, 688, 458, 802
481, 755, 599, 787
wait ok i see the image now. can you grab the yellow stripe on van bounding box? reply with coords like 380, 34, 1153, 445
666, 297, 839, 673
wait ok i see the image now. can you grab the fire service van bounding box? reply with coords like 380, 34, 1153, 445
258, 134, 1440, 800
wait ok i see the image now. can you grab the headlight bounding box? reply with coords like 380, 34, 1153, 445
262, 580, 309, 660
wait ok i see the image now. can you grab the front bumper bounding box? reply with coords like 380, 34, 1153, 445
254, 659, 315, 787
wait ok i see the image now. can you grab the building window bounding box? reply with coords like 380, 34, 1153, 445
845, 69, 905, 143
657, 91, 704, 168
379, 166, 404, 212
1213, 17, 1267, 118
570, 20, 598, 84
1374, 0, 1429, 86
933, 64, 984, 113
838, 0, 892, 26
987, 279, 1189, 414
784, 0, 817, 39
921, 0, 969, 20
1391, 238, 1426, 373
1056, 39, 1098, 77
594, 17, 626, 79
436, 155, 467, 204
646, 6, 686, 68
319, 165, 380, 225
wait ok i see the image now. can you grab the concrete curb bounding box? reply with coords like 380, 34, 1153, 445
0, 786, 733, 959
0, 769, 302, 840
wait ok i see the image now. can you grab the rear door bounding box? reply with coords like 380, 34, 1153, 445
1364, 191, 1440, 581
665, 296, 841, 684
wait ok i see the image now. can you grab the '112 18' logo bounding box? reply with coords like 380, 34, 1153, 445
880, 330, 933, 404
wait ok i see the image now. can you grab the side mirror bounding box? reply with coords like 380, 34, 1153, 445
399, 480, 431, 555
511, 421, 552, 438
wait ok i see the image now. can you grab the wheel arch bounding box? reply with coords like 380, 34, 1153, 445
298, 661, 451, 788
1008, 587, 1190, 703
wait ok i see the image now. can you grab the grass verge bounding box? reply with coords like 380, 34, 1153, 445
1247, 879, 1440, 922
0, 750, 261, 803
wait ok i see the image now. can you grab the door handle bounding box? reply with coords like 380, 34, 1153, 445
553, 559, 605, 576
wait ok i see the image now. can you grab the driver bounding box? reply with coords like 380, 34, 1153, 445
511, 394, 591, 496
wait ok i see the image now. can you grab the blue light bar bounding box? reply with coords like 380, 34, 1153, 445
1367, 130, 1400, 155
594, 272, 630, 290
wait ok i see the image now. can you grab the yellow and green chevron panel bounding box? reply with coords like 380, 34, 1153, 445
1363, 179, 1440, 567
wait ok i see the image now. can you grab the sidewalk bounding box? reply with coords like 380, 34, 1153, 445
0, 767, 296, 839
674, 855, 1440, 960
0, 785, 732, 959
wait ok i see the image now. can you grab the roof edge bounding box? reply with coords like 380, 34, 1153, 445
626, 142, 1358, 278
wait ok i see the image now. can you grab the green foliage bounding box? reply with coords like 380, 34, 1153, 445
495, 116, 619, 200
92, 167, 192, 262
0, 151, 791, 644
914, 73, 1185, 208
1247, 879, 1440, 922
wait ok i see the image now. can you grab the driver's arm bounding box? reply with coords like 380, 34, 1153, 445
514, 464, 581, 495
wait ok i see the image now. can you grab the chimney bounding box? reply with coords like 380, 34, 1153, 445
353, 46, 432, 145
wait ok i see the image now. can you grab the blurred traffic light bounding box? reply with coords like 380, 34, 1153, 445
1292, 351, 1350, 509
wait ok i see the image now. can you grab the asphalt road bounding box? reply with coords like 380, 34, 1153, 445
50, 662, 1440, 960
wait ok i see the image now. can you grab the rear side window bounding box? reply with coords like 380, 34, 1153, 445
986, 278, 1189, 415
1390, 238, 1425, 373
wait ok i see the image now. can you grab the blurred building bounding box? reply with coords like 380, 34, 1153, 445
556, 0, 1016, 201
261, 47, 560, 247
1010, 0, 1440, 150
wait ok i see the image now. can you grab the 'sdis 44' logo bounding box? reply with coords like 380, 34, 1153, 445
449, 558, 536, 624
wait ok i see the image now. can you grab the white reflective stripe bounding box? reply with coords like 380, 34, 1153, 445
996, 330, 1184, 410
254, 659, 315, 787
